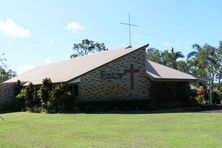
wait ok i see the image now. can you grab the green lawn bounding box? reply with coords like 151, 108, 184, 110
0, 112, 222, 148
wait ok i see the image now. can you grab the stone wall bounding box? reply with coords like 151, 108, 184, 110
78, 47, 150, 102
0, 82, 17, 110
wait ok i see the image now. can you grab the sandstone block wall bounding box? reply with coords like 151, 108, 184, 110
0, 82, 16, 110
78, 48, 150, 102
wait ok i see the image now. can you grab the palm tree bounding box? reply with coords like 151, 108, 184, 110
187, 43, 219, 84
186, 44, 203, 76
176, 60, 188, 72
161, 48, 184, 69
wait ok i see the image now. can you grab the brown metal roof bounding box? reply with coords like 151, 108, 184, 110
146, 60, 197, 81
5, 44, 197, 85
5, 45, 148, 85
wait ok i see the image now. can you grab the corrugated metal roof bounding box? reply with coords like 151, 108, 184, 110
146, 60, 197, 81
5, 45, 148, 85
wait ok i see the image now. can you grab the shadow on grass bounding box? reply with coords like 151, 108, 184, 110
2, 105, 222, 115
62, 105, 222, 114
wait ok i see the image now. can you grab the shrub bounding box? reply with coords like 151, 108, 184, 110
24, 82, 35, 110
16, 77, 75, 113
15, 80, 23, 110
49, 83, 64, 112
195, 95, 205, 104
38, 78, 53, 110
16, 82, 36, 111
15, 80, 22, 95
213, 87, 222, 104
50, 83, 74, 112
16, 89, 26, 111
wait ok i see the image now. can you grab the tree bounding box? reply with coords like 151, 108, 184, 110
147, 42, 222, 85
24, 82, 35, 109
38, 78, 53, 110
0, 53, 16, 83
176, 60, 188, 72
70, 39, 108, 58
146, 48, 162, 63
216, 41, 222, 84
16, 82, 35, 111
187, 43, 219, 85
161, 48, 184, 69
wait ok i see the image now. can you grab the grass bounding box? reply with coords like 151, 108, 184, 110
0, 112, 222, 148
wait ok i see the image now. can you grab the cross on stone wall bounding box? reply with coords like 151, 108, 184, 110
125, 64, 139, 90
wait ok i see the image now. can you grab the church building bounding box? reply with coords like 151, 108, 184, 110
0, 44, 198, 109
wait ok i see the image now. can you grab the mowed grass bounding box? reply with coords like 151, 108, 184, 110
0, 112, 222, 148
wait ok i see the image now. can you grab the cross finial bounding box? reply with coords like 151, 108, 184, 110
121, 13, 138, 47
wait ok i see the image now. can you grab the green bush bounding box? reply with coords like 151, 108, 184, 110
213, 87, 222, 103
16, 77, 74, 113
195, 95, 205, 104
15, 80, 23, 110
38, 78, 53, 110
50, 83, 74, 112
16, 89, 26, 111
16, 82, 35, 111
49, 83, 65, 112
24, 82, 35, 110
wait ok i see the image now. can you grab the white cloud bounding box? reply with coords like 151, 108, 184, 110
17, 64, 35, 74
64, 21, 85, 32
44, 56, 53, 64
0, 18, 30, 38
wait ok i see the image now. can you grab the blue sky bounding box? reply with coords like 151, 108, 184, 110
0, 0, 222, 74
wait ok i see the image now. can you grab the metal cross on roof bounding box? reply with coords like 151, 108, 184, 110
121, 13, 138, 47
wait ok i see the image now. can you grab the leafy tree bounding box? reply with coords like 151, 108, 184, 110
186, 47, 199, 76
160, 48, 184, 69
176, 60, 188, 72
216, 41, 222, 84
71, 39, 108, 58
16, 82, 35, 111
146, 48, 162, 63
24, 82, 35, 110
187, 43, 219, 84
15, 80, 23, 110
147, 42, 222, 87
0, 53, 16, 83
16, 89, 26, 110
38, 78, 53, 110
50, 83, 66, 111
